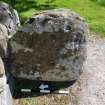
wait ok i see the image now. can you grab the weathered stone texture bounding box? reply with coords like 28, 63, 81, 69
0, 24, 8, 58
9, 9, 88, 81
0, 3, 19, 105
0, 57, 5, 77
0, 2, 20, 58
0, 2, 20, 37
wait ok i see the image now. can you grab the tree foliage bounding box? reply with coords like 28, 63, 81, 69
1, 0, 57, 23
2, 0, 57, 12
91, 0, 105, 6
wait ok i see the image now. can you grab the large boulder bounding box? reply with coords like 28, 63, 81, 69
9, 9, 88, 81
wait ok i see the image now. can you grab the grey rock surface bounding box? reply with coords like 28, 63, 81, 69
0, 57, 5, 96
0, 57, 5, 77
0, 76, 13, 105
0, 2, 20, 105
0, 48, 6, 102
0, 24, 8, 58
9, 9, 88, 81
0, 2, 20, 37
0, 2, 20, 58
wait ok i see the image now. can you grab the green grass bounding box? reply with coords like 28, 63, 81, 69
19, 0, 105, 37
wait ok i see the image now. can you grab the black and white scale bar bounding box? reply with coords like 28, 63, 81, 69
8, 75, 75, 97
20, 88, 69, 94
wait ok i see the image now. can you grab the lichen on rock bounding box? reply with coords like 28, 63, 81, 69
9, 9, 88, 81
